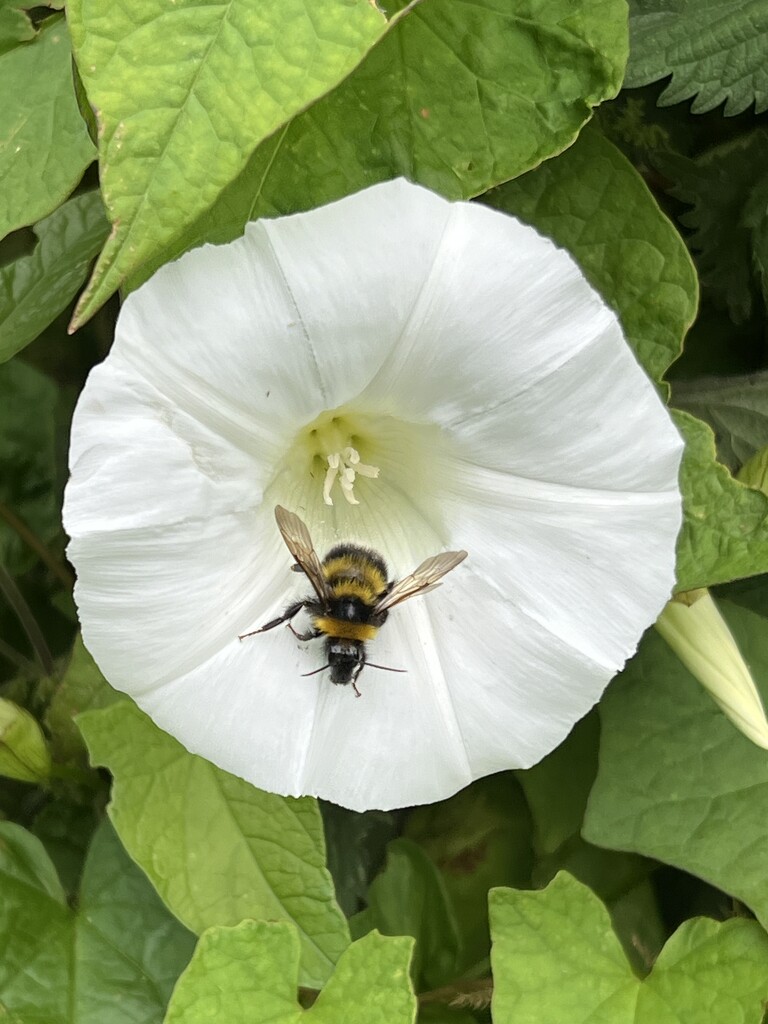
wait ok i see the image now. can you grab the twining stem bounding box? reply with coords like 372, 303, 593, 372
419, 977, 493, 1010
0, 636, 41, 676
0, 500, 74, 591
0, 565, 55, 678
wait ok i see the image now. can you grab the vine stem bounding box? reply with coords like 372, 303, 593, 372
0, 500, 74, 591
0, 564, 55, 678
0, 636, 40, 676
419, 977, 493, 1010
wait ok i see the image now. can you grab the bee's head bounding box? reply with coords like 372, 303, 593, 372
328, 640, 364, 686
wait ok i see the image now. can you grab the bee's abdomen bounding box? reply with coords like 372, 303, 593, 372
313, 616, 379, 642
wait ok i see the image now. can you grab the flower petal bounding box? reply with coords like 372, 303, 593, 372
70, 506, 291, 692
143, 605, 473, 811
442, 464, 681, 671
66, 179, 684, 812
125, 564, 610, 811
357, 197, 682, 483
113, 179, 453, 451
257, 179, 452, 409
294, 580, 607, 806
359, 199, 615, 423
65, 355, 267, 536
446, 324, 682, 492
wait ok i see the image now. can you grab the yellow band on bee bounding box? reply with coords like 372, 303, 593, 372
329, 580, 379, 602
313, 617, 379, 642
323, 556, 387, 595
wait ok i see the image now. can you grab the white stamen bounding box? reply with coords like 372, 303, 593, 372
323, 446, 379, 506
322, 453, 340, 505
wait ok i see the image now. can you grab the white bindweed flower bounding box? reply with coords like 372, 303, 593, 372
64, 179, 683, 811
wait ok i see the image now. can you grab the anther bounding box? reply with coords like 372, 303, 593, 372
323, 446, 379, 505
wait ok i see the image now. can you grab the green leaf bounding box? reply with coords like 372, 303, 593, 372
661, 132, 768, 323
490, 872, 768, 1022
0, 192, 109, 364
68, 0, 391, 327
351, 838, 460, 991
31, 798, 100, 896
419, 1008, 478, 1024
405, 774, 533, 974
722, 574, 768, 622
0, 818, 195, 1024
320, 803, 398, 917
0, 697, 50, 781
674, 411, 768, 589
136, 0, 629, 290
516, 713, 599, 859
584, 600, 768, 930
484, 122, 698, 385
164, 923, 415, 1024
77, 700, 350, 989
45, 633, 121, 765
0, 16, 94, 240
484, 125, 768, 589
243, 0, 629, 204
673, 372, 768, 473
626, 0, 768, 115
516, 714, 664, 971
0, 1, 35, 56
0, 359, 58, 576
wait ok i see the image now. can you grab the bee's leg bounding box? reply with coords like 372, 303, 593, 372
291, 600, 326, 641
239, 600, 307, 640
289, 623, 321, 642
351, 656, 364, 698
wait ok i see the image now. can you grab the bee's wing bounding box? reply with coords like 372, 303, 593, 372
274, 506, 331, 603
374, 550, 467, 614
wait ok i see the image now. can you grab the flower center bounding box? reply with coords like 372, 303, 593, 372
266, 405, 456, 551
323, 446, 380, 506
284, 409, 383, 510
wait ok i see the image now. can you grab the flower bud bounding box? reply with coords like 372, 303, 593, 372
0, 698, 51, 783
656, 589, 768, 749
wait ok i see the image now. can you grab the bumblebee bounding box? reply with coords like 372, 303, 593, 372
239, 506, 467, 696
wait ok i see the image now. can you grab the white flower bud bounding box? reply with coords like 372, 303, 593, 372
656, 589, 768, 749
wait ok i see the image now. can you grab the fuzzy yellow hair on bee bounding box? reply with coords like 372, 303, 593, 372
239, 506, 467, 696
323, 547, 389, 605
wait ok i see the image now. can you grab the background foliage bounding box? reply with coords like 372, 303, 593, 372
2, 0, 768, 1020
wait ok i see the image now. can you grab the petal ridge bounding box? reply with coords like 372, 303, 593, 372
261, 220, 331, 409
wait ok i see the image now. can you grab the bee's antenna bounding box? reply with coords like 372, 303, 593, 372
301, 664, 329, 677
366, 663, 407, 674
